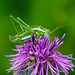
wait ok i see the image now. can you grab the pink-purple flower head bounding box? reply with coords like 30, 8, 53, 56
6, 32, 75, 75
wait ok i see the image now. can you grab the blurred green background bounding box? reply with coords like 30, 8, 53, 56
0, 0, 75, 75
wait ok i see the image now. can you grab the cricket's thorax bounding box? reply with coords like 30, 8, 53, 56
32, 28, 46, 32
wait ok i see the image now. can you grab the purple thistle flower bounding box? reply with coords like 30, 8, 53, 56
6, 32, 75, 75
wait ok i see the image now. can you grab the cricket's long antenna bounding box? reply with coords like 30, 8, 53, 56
17, 17, 30, 28
10, 17, 18, 34
57, 17, 65, 27
10, 15, 29, 31
51, 24, 74, 33
58, 24, 74, 28
51, 17, 65, 33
